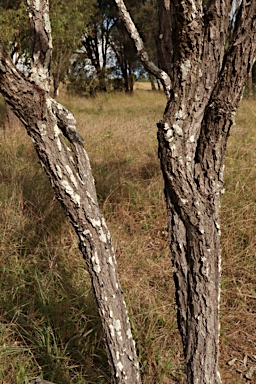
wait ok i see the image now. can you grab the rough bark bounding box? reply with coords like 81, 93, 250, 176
0, 1, 141, 383
157, 0, 175, 78
116, 0, 256, 383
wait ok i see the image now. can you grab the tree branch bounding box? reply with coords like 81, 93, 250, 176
114, 0, 172, 97
195, 0, 256, 192
202, 0, 233, 91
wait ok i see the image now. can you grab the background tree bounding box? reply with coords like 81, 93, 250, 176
79, 0, 117, 93
0, 0, 94, 97
110, 17, 139, 92
130, 0, 159, 90
115, 0, 256, 382
49, 0, 95, 97
71, 0, 159, 94
0, 0, 30, 62
110, 0, 159, 92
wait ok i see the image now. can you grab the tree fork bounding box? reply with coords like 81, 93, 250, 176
116, 0, 256, 382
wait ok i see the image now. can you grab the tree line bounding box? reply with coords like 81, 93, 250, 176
0, 0, 160, 96
1, 0, 255, 98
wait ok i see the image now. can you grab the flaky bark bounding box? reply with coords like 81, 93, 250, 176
116, 0, 256, 383
0, 1, 141, 383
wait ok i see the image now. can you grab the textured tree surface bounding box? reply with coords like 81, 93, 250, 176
116, 0, 256, 383
0, 1, 141, 383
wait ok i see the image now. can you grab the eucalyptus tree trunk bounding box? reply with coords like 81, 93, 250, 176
148, 73, 156, 91
0, 1, 141, 383
116, 0, 256, 382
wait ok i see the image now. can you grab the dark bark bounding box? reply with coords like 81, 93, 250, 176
157, 0, 175, 77
83, 23, 110, 92
149, 73, 156, 91
156, 2, 256, 383
97, 67, 107, 92
127, 66, 134, 92
115, 0, 256, 382
111, 42, 134, 93
53, 72, 60, 97
123, 67, 129, 92
0, 2, 142, 383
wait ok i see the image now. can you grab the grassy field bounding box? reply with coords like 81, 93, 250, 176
0, 86, 255, 383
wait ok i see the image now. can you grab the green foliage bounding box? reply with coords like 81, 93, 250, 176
0, 0, 95, 94
73, 0, 159, 94
50, 0, 94, 70
0, 0, 30, 58
67, 56, 128, 96
50, 0, 95, 93
130, 0, 158, 60
0, 0, 159, 94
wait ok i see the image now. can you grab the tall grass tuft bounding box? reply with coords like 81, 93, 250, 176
0, 88, 255, 383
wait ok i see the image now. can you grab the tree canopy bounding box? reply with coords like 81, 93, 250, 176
49, 0, 95, 96
0, 0, 160, 94
0, 0, 30, 61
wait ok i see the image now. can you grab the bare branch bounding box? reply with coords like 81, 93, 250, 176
202, 1, 233, 88
194, 1, 256, 198
114, 0, 172, 97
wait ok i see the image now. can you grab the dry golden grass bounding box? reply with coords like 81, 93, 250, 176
0, 87, 255, 383
60, 88, 184, 383
220, 98, 256, 383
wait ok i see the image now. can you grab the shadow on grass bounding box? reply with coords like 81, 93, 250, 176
0, 146, 110, 383
92, 157, 161, 206
0, 133, 162, 383
0, 265, 110, 383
